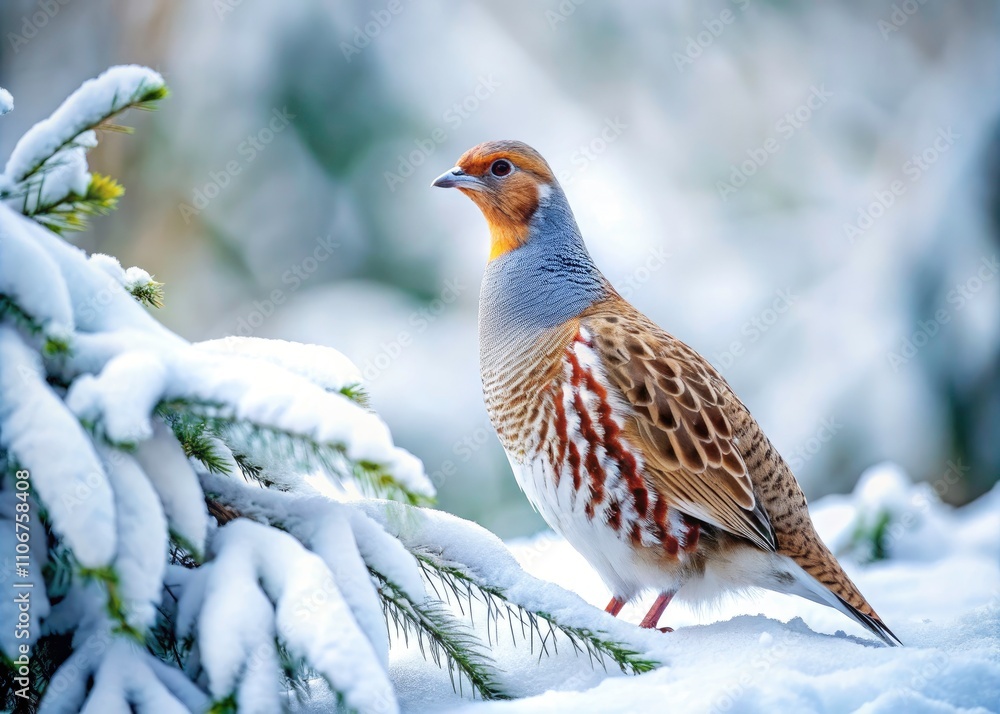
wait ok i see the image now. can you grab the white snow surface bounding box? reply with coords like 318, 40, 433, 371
0, 207, 75, 336
196, 470, 428, 667
196, 336, 364, 393
10, 133, 94, 214
100, 447, 168, 631
90, 253, 152, 291
198, 518, 399, 714
195, 542, 283, 712
303, 510, 393, 668
61, 325, 432, 497
79, 640, 194, 714
68, 350, 169, 444
132, 420, 209, 556
4, 204, 182, 345
303, 467, 999, 714
0, 86, 12, 115
0, 327, 117, 569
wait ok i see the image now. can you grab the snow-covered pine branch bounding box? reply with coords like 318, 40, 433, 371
357, 500, 661, 677
0, 66, 161, 233
0, 67, 658, 712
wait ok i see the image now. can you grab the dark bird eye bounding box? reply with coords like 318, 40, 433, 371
490, 159, 512, 177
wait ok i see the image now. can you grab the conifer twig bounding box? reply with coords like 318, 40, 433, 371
414, 553, 659, 675
157, 398, 433, 506
372, 569, 508, 701
0, 293, 71, 356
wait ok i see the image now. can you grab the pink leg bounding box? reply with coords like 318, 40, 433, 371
605, 596, 625, 617
639, 591, 676, 630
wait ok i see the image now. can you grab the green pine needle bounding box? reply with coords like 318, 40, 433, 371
157, 405, 233, 475
149, 606, 194, 671
1, 79, 167, 234
230, 451, 267, 485
11, 80, 167, 188
129, 278, 165, 309
168, 530, 204, 566
354, 459, 435, 507
96, 121, 135, 134
207, 694, 238, 714
42, 335, 71, 357
373, 569, 508, 701
416, 554, 659, 676
134, 84, 170, 109
42, 541, 76, 600
534, 616, 659, 675
0, 293, 72, 356
156, 398, 433, 506
78, 565, 145, 641
277, 642, 321, 706
88, 172, 126, 205
339, 382, 370, 407
32, 173, 126, 234
1, 633, 72, 712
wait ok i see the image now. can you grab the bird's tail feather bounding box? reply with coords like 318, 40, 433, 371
831, 592, 902, 647
772, 552, 902, 647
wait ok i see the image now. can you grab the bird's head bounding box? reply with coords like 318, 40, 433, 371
432, 140, 559, 261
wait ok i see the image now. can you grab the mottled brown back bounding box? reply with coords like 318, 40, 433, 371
583, 296, 889, 624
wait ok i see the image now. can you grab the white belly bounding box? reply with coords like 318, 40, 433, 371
510, 455, 674, 600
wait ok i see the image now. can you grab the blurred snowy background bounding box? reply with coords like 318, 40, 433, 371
2, 0, 997, 538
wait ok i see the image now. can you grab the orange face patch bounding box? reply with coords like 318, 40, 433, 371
453, 141, 556, 260
460, 173, 540, 260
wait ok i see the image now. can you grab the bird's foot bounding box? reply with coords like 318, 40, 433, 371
605, 596, 625, 617
658, 626, 674, 633
639, 590, 677, 629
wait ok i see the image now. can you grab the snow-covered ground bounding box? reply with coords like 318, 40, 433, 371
305, 464, 999, 713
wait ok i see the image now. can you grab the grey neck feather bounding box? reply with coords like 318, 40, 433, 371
479, 186, 610, 363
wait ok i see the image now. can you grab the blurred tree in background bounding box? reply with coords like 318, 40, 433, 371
2, 0, 997, 538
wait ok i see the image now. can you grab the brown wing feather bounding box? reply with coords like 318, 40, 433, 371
583, 303, 777, 552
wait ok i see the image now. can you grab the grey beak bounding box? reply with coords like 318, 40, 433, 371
431, 167, 484, 190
